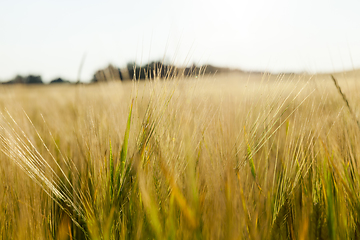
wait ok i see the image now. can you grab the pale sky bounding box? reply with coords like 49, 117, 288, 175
1, 0, 360, 82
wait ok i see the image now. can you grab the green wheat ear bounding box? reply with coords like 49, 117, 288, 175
109, 140, 114, 203
115, 99, 133, 196
244, 126, 257, 180
247, 144, 257, 179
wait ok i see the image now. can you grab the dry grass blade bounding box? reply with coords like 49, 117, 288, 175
331, 74, 360, 130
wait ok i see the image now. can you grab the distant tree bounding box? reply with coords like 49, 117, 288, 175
50, 78, 70, 84
125, 61, 177, 80
13, 75, 26, 83
3, 75, 26, 84
126, 62, 136, 70
184, 64, 198, 76
126, 62, 137, 80
92, 64, 123, 83
26, 75, 43, 84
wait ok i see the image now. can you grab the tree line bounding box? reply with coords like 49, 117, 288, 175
2, 62, 239, 84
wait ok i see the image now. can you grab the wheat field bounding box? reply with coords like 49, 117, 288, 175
1, 71, 360, 239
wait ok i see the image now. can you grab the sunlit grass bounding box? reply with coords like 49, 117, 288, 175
1, 71, 360, 239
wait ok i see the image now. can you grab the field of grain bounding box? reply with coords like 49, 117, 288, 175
1, 72, 360, 239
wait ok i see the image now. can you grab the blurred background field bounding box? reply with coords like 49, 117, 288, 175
1, 71, 360, 239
